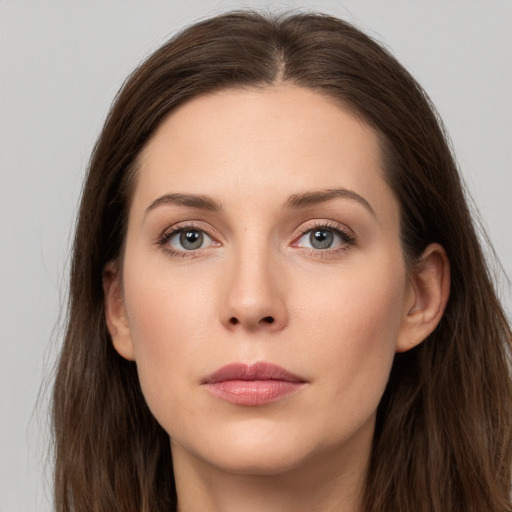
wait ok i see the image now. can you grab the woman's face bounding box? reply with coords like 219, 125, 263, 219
109, 85, 416, 477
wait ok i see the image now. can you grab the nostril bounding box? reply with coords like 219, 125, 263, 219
228, 316, 275, 326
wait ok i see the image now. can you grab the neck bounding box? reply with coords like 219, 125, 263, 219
172, 432, 371, 512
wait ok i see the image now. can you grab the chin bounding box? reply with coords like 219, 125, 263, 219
174, 419, 331, 477
202, 444, 312, 476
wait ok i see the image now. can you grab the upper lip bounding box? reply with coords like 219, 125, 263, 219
202, 362, 306, 384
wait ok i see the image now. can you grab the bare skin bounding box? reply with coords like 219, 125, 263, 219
104, 85, 450, 512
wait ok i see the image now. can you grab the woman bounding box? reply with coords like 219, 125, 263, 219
52, 10, 512, 512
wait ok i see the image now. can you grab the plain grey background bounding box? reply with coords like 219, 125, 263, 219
1, 1, 510, 510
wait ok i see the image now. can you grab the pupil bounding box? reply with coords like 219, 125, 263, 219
180, 230, 203, 250
310, 229, 333, 249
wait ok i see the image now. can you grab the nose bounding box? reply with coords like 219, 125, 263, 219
220, 245, 288, 333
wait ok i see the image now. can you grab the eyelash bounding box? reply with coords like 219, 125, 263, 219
293, 221, 357, 257
157, 220, 356, 259
158, 222, 219, 259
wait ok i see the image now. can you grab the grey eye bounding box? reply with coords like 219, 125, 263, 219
295, 226, 352, 251
180, 230, 203, 250
169, 229, 212, 251
309, 229, 334, 249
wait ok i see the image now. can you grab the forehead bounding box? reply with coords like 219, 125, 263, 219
134, 85, 397, 221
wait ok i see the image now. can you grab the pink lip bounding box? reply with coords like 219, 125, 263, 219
202, 362, 307, 406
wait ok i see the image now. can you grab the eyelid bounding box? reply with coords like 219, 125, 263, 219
289, 220, 357, 260
292, 219, 356, 245
157, 221, 221, 251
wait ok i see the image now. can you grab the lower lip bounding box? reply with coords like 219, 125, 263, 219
204, 380, 305, 406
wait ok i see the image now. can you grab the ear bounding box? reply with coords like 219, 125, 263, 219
396, 243, 450, 353
103, 261, 136, 361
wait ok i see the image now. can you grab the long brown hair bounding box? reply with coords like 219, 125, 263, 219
52, 10, 512, 512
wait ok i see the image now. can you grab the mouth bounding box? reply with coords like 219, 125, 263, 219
202, 361, 307, 406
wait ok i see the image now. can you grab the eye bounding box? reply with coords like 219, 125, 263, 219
294, 225, 355, 251
306, 229, 336, 249
166, 228, 215, 251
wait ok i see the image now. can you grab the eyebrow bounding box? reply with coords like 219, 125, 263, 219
145, 193, 223, 216
284, 188, 375, 216
145, 188, 375, 217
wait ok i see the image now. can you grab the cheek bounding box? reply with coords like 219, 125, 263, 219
121, 258, 217, 420
123, 246, 217, 346
293, 256, 407, 425
296, 251, 407, 347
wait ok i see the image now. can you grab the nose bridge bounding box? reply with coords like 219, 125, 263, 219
221, 232, 287, 331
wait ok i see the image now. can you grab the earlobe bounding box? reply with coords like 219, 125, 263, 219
103, 262, 136, 361
396, 243, 450, 353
